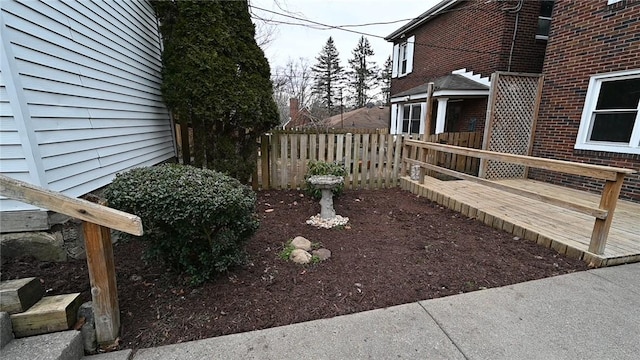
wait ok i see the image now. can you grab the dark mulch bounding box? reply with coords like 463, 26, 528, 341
1, 188, 589, 350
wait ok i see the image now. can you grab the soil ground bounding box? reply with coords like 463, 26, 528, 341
1, 188, 589, 350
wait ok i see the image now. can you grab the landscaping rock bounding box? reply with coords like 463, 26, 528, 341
312, 248, 332, 261
291, 236, 312, 251
78, 301, 96, 353
290, 249, 312, 264
0, 232, 66, 262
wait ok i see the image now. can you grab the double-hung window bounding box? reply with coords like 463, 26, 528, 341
402, 104, 422, 135
575, 70, 640, 154
536, 1, 554, 40
391, 35, 415, 78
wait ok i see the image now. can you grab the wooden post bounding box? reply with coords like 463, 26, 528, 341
422, 83, 435, 139
261, 134, 270, 189
83, 221, 120, 346
589, 173, 625, 255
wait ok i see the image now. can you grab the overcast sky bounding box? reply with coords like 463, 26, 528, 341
249, 0, 440, 73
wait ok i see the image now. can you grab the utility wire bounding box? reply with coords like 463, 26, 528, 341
249, 4, 502, 55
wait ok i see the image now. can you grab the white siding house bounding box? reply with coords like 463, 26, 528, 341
0, 0, 175, 230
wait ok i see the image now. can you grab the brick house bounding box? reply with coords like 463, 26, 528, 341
530, 0, 640, 202
284, 98, 315, 129
385, 0, 549, 136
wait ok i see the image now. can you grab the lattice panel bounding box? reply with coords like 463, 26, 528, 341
483, 73, 542, 179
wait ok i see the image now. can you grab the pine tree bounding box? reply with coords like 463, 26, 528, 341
153, 0, 279, 182
312, 37, 343, 116
347, 36, 378, 108
380, 56, 393, 105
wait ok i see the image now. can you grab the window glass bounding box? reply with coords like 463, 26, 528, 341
540, 1, 553, 17
590, 113, 636, 143
596, 78, 640, 110
402, 105, 410, 133
537, 18, 551, 37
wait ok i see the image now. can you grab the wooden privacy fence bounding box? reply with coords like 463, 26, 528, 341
255, 132, 403, 190
0, 175, 143, 347
401, 140, 636, 255
422, 132, 483, 176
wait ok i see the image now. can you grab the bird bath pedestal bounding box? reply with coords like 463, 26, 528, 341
308, 175, 343, 219
306, 175, 349, 228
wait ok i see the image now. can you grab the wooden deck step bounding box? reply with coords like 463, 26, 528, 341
0, 277, 44, 314
10, 293, 81, 338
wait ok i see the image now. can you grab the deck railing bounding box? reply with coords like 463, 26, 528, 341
402, 140, 636, 255
0, 174, 142, 346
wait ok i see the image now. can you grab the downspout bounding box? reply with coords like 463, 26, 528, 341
504, 0, 524, 72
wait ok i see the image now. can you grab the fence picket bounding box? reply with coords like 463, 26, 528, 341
290, 134, 298, 187
344, 134, 353, 189
300, 135, 308, 188
327, 134, 335, 164
318, 134, 326, 162
353, 134, 361, 189
280, 134, 288, 189
362, 134, 370, 189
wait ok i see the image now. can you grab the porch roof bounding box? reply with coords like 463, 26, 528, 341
391, 74, 490, 101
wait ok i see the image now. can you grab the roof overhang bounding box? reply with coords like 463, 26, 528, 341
390, 89, 489, 103
385, 0, 459, 41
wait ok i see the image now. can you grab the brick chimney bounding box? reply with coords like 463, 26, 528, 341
289, 98, 299, 126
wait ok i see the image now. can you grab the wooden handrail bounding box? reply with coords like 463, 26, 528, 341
402, 139, 636, 256
0, 174, 142, 347
0, 174, 143, 236
404, 158, 608, 219
404, 140, 636, 181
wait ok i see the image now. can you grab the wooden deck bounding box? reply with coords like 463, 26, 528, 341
400, 176, 640, 267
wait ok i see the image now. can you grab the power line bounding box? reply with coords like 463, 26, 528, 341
249, 4, 502, 56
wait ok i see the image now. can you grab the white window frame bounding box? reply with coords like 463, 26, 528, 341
575, 69, 640, 155
391, 35, 415, 78
401, 103, 424, 136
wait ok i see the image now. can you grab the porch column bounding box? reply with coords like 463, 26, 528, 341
435, 98, 448, 134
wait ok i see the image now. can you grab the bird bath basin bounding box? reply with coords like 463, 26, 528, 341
306, 175, 349, 228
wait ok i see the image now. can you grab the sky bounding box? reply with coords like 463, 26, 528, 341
249, 0, 441, 73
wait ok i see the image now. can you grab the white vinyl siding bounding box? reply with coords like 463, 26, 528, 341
0, 0, 175, 212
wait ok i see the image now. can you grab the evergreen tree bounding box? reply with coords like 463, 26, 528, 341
152, 0, 279, 182
347, 36, 378, 108
380, 56, 393, 105
312, 37, 343, 116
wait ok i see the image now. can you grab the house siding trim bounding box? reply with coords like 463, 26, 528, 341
0, 9, 47, 188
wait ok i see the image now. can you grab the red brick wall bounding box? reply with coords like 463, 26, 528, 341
530, 0, 640, 202
390, 0, 546, 95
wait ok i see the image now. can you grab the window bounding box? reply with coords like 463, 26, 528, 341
536, 1, 554, 40
402, 103, 422, 135
575, 70, 640, 154
399, 43, 408, 75
607, 0, 623, 5
391, 35, 415, 78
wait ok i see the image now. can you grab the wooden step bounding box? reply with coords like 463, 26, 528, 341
0, 277, 44, 314
10, 293, 81, 338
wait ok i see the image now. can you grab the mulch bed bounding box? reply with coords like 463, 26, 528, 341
1, 188, 589, 350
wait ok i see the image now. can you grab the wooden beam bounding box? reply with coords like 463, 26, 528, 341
83, 221, 120, 346
405, 140, 635, 181
0, 210, 49, 232
404, 158, 609, 219
589, 173, 626, 255
0, 174, 143, 236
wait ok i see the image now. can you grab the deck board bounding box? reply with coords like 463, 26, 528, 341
401, 176, 640, 266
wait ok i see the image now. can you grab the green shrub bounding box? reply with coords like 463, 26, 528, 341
304, 160, 347, 199
105, 164, 259, 285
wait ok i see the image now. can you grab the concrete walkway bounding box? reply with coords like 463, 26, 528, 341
122, 263, 640, 360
